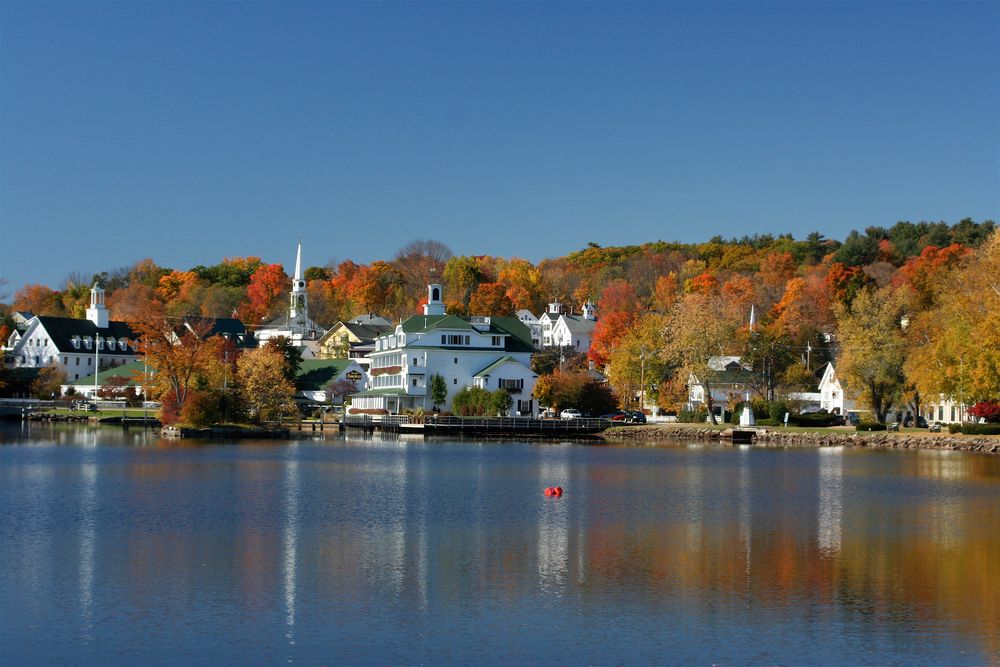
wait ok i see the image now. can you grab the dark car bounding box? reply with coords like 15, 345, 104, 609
625, 411, 646, 424
599, 411, 627, 421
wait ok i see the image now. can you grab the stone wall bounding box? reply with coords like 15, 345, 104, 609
603, 425, 1000, 454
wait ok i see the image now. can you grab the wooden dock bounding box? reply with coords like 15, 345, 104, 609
344, 415, 612, 437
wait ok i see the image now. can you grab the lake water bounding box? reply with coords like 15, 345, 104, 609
1, 423, 998, 665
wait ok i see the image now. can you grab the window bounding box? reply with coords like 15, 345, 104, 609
465, 335, 470, 345
412, 378, 417, 386
938, 406, 944, 421
76, 357, 80, 366
62, 357, 67, 365
453, 378, 457, 385
491, 336, 501, 346
951, 406, 956, 421
454, 357, 458, 364
88, 358, 92, 366
441, 335, 446, 344
500, 378, 524, 390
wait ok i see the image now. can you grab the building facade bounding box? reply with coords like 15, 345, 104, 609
350, 285, 538, 416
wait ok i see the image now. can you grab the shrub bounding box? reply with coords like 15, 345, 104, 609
960, 423, 1000, 435
948, 423, 962, 434
756, 418, 779, 426
856, 422, 887, 432
677, 409, 707, 423
791, 411, 837, 427
179, 389, 225, 427
769, 400, 789, 423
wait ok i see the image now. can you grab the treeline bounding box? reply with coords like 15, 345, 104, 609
3, 218, 998, 422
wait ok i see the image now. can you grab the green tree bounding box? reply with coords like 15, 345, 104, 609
265, 336, 302, 383
430, 374, 448, 411
491, 388, 512, 416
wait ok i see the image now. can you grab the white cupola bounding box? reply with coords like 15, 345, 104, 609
582, 299, 597, 321
86, 283, 109, 328
547, 299, 562, 315
424, 283, 446, 316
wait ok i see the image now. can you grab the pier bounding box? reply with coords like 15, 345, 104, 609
344, 415, 612, 437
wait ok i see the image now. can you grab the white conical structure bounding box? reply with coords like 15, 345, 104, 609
749, 304, 756, 332
289, 240, 308, 329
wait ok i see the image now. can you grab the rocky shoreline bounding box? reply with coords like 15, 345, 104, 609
603, 424, 1000, 454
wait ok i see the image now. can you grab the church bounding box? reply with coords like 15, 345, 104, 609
253, 241, 325, 357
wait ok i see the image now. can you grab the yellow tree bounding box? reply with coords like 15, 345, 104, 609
237, 346, 296, 421
905, 230, 1000, 404
606, 312, 671, 411
834, 285, 913, 423
663, 290, 744, 424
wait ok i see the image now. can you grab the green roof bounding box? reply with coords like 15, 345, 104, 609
398, 314, 533, 353
295, 359, 358, 391
350, 388, 408, 397
400, 314, 470, 334
473, 355, 525, 377
69, 360, 149, 386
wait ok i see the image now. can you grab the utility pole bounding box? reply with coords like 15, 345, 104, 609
639, 346, 646, 413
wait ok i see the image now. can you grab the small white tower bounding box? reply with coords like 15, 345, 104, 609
547, 299, 562, 315
424, 284, 446, 316
86, 283, 109, 329
582, 299, 597, 321
289, 241, 308, 330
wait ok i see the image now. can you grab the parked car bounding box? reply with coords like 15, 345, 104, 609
560, 409, 582, 420
625, 411, 646, 424
599, 411, 627, 421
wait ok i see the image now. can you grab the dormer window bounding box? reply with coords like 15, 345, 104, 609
97, 338, 105, 350
119, 339, 127, 351
71, 336, 81, 349
83, 337, 92, 349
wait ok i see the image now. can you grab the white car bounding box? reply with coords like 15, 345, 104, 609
560, 409, 582, 420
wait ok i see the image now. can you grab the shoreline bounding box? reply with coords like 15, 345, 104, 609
603, 424, 1000, 454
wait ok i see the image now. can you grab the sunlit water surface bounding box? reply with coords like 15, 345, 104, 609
1, 423, 998, 665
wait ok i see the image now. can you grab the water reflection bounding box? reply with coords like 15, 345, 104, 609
817, 447, 843, 556
1, 425, 999, 664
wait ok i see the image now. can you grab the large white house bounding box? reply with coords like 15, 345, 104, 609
5, 284, 138, 382
350, 284, 538, 416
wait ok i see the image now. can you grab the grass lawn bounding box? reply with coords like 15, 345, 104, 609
42, 407, 157, 418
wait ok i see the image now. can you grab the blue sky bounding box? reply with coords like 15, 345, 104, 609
1, 1, 997, 291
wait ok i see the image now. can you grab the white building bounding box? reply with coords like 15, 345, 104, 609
350, 284, 538, 416
922, 397, 971, 425
537, 299, 597, 352
687, 356, 755, 417
5, 284, 138, 383
254, 241, 325, 357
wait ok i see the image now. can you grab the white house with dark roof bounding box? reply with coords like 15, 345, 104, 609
6, 284, 138, 382
350, 284, 538, 416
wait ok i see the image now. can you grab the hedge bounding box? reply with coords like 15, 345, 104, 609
856, 422, 887, 432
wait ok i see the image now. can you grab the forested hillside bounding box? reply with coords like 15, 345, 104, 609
4, 218, 997, 415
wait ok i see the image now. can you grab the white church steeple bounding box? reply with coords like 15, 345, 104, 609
289, 240, 309, 327
86, 283, 109, 328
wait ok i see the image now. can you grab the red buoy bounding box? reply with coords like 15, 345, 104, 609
544, 487, 554, 496
554, 486, 563, 496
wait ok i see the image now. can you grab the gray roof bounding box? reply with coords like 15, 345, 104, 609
560, 315, 596, 335
349, 313, 392, 326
